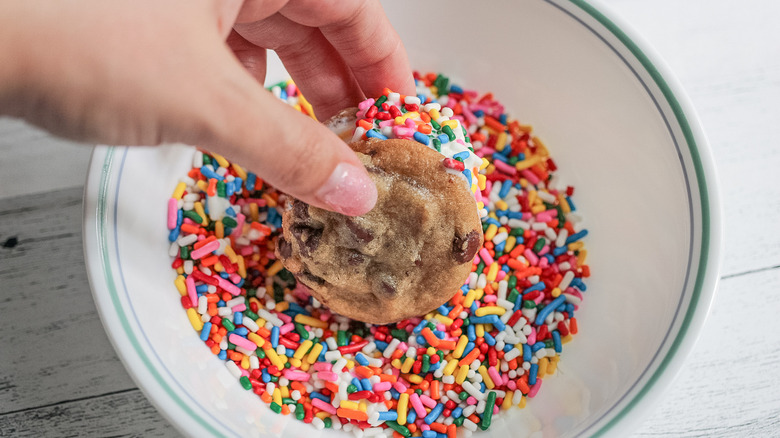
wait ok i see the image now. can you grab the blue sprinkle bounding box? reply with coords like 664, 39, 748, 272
375, 340, 389, 351
287, 347, 296, 357
438, 305, 450, 315
469, 315, 505, 331
485, 217, 501, 227
217, 300, 225, 307
483, 332, 496, 346
177, 209, 183, 226
502, 265, 510, 273
234, 312, 243, 326
200, 165, 224, 181
492, 153, 508, 163
437, 133, 450, 144
534, 295, 567, 325
565, 229, 589, 245
529, 363, 538, 385
217, 350, 227, 360
499, 181, 512, 199
506, 211, 524, 219
310, 392, 329, 402
361, 378, 373, 391
219, 272, 229, 279
480, 382, 486, 392
553, 246, 568, 256
366, 129, 388, 140
552, 330, 562, 353
523, 344, 532, 362
261, 369, 270, 383
532, 342, 546, 352
461, 285, 470, 294
351, 378, 362, 390
168, 227, 180, 242
503, 343, 514, 352
279, 90, 287, 100
566, 196, 577, 211
389, 388, 401, 399
355, 353, 369, 366
523, 282, 546, 295
413, 320, 429, 334
200, 322, 212, 341
236, 278, 244, 288
417, 335, 427, 345
378, 411, 398, 421
571, 277, 587, 291
226, 180, 235, 197
406, 410, 417, 423
499, 114, 508, 125
428, 361, 441, 371
473, 109, 485, 117
452, 407, 463, 418
494, 240, 506, 254
196, 284, 209, 293
422, 431, 437, 438
233, 177, 243, 193
462, 342, 475, 357
433, 330, 446, 339
467, 324, 476, 341
270, 326, 280, 348
413, 131, 431, 145
424, 403, 445, 424
417, 93, 427, 103
450, 85, 464, 94
463, 169, 472, 187
453, 151, 470, 161
233, 327, 248, 336
318, 342, 328, 361
246, 173, 257, 191
470, 302, 478, 314
225, 206, 236, 217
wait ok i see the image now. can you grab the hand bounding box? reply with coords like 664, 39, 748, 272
0, 0, 415, 215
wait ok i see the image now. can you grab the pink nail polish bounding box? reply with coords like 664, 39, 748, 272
316, 163, 377, 216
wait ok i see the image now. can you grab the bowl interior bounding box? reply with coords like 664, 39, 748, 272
86, 1, 714, 437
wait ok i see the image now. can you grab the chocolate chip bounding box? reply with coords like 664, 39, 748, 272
344, 218, 374, 243
348, 252, 365, 265
277, 237, 292, 259
379, 281, 397, 297
452, 229, 482, 263
299, 269, 325, 286
291, 225, 322, 256
292, 201, 310, 221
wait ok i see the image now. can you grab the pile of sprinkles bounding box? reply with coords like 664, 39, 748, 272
166, 72, 590, 437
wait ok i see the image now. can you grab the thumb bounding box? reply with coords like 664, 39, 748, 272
196, 54, 377, 216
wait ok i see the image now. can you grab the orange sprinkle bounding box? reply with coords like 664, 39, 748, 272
281, 404, 290, 415
193, 235, 217, 250
430, 423, 447, 433
420, 328, 440, 347
458, 348, 480, 366
430, 380, 441, 400
353, 366, 375, 378
207, 178, 217, 196
570, 317, 578, 334
180, 223, 202, 235
447, 424, 457, 438
448, 304, 463, 319
437, 340, 456, 350
260, 392, 272, 404
200, 255, 219, 267
337, 408, 368, 421
379, 374, 397, 383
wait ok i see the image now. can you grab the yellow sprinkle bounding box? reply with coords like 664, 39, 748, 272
405, 374, 423, 384
453, 336, 469, 359
299, 361, 310, 372
172, 182, 186, 200
196, 179, 208, 193
193, 202, 208, 225
537, 357, 548, 377
345, 360, 355, 370
315, 411, 330, 419
176, 266, 184, 275
547, 357, 558, 375
266, 260, 283, 277
298, 93, 317, 121
442, 119, 459, 129
551, 287, 562, 298
391, 359, 403, 369
475, 306, 506, 317
528, 191, 537, 208
496, 132, 508, 151
577, 249, 588, 265
557, 193, 571, 214
502, 393, 514, 410
531, 136, 549, 156
476, 201, 485, 211
224, 245, 238, 264
443, 359, 459, 376
562, 334, 573, 345
174, 275, 187, 296
237, 256, 246, 278
288, 358, 302, 368
515, 155, 541, 171
358, 400, 368, 412
294, 314, 328, 329
433, 314, 453, 326
186, 308, 203, 331
401, 357, 415, 373
249, 203, 259, 222
231, 163, 247, 181
484, 224, 498, 241
455, 365, 469, 385
426, 347, 437, 356
254, 317, 267, 328
486, 262, 499, 283
272, 388, 283, 406
568, 241, 584, 251
531, 204, 546, 214
340, 400, 360, 410
463, 290, 477, 308
475, 324, 485, 338
247, 332, 265, 348
504, 235, 517, 252
428, 108, 441, 121
478, 366, 495, 389
294, 340, 314, 359
215, 220, 224, 239
281, 386, 290, 398
275, 302, 290, 312
213, 262, 224, 273
306, 343, 324, 364
495, 200, 509, 211
210, 153, 229, 169
518, 395, 527, 408
264, 345, 284, 369
477, 173, 487, 191
397, 393, 409, 425
480, 157, 490, 170
240, 355, 250, 370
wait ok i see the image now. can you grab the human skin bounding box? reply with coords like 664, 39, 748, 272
0, 0, 415, 215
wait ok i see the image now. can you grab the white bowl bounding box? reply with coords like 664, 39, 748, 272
83, 0, 722, 436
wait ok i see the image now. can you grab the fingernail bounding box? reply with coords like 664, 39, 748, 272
316, 162, 377, 216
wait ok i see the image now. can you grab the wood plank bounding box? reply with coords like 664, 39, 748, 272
0, 187, 137, 412
0, 389, 180, 437
0, 118, 93, 198
633, 267, 780, 436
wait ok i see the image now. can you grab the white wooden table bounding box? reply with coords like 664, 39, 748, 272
2, 0, 779, 436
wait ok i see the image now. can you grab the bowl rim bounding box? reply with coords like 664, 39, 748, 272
82, 0, 723, 436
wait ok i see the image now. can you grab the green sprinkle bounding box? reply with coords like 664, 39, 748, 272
323, 417, 332, 428
523, 300, 536, 309
386, 421, 412, 437
270, 375, 279, 382
453, 416, 465, 426
278, 268, 296, 285
391, 329, 409, 339
180, 246, 190, 260
508, 156, 519, 165
533, 238, 546, 254
480, 391, 497, 430
245, 310, 259, 320
421, 355, 431, 373
295, 403, 305, 420
508, 275, 518, 289
282, 397, 296, 405
337, 330, 348, 346
217, 180, 226, 197
183, 210, 203, 223
459, 391, 469, 401
375, 95, 387, 107
246, 288, 257, 298
443, 125, 456, 141
222, 318, 236, 332
239, 376, 252, 390
415, 388, 423, 395
269, 402, 282, 414
227, 342, 236, 350
201, 154, 211, 165
347, 384, 358, 393
432, 138, 442, 152
295, 322, 309, 340
510, 228, 525, 237
476, 261, 485, 273
507, 288, 519, 303
257, 349, 266, 359
221, 216, 238, 228
431, 119, 441, 130
273, 283, 284, 302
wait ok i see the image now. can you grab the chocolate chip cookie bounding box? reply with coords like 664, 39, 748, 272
277, 138, 483, 324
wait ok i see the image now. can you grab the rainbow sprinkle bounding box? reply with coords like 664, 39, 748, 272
167, 72, 589, 436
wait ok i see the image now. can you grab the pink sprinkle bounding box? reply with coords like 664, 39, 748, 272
419, 425, 431, 432
373, 381, 391, 392
378, 119, 394, 128
241, 368, 250, 377
182, 218, 198, 226
405, 118, 416, 128
311, 398, 337, 415
528, 327, 537, 345
538, 256, 549, 269
536, 209, 557, 222
524, 249, 539, 266
397, 342, 408, 353
358, 98, 375, 111
479, 248, 494, 265
239, 246, 254, 256
488, 367, 502, 385
185, 275, 197, 307
462, 107, 477, 125
167, 198, 178, 230
393, 381, 408, 393
410, 393, 426, 417
312, 362, 332, 372
230, 213, 245, 237
419, 395, 436, 409
538, 245, 550, 257
228, 334, 257, 352
279, 323, 294, 335
231, 303, 246, 313
521, 169, 540, 185
528, 380, 543, 398
191, 240, 220, 260
507, 380, 517, 390
494, 405, 499, 414
466, 396, 477, 405
393, 126, 414, 137
283, 369, 311, 381
496, 270, 507, 282
483, 295, 497, 303
229, 273, 242, 284
217, 277, 241, 296
316, 371, 338, 382
277, 313, 292, 323
494, 159, 517, 176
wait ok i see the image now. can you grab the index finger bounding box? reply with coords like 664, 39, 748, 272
279, 0, 416, 98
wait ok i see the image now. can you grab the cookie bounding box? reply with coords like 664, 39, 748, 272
277, 138, 483, 324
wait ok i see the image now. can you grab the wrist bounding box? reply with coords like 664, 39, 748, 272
0, 2, 30, 117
